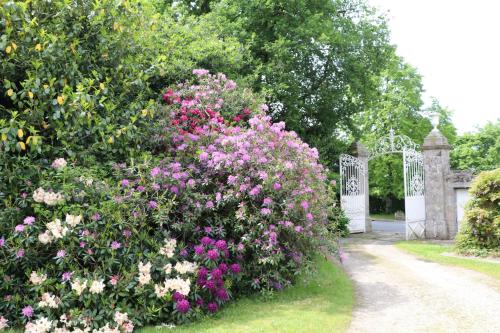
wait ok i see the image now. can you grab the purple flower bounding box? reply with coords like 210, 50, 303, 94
199, 151, 209, 161
62, 271, 73, 282
111, 241, 121, 250
198, 267, 208, 279
201, 236, 213, 246
206, 249, 219, 261
218, 263, 228, 274
152, 183, 160, 191
294, 226, 303, 233
205, 280, 216, 290
91, 213, 101, 221
22, 305, 34, 317
204, 226, 212, 234
215, 288, 229, 301
194, 245, 204, 255
230, 263, 241, 274
196, 298, 204, 307
263, 197, 273, 206
15, 224, 25, 232
211, 268, 223, 279
306, 213, 314, 221
180, 248, 188, 257
176, 299, 190, 314
273, 182, 282, 190
260, 208, 271, 215
187, 179, 196, 187
150, 167, 161, 177
207, 302, 219, 313
205, 200, 214, 209
23, 216, 35, 225
121, 179, 130, 187
16, 249, 25, 258
0, 237, 4, 247
215, 240, 227, 251
79, 241, 86, 248
56, 250, 66, 258
301, 200, 309, 211
148, 200, 158, 209
123, 229, 132, 238
172, 291, 185, 302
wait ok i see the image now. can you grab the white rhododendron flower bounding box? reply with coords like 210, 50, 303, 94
38, 230, 53, 244
46, 219, 68, 239
138, 261, 152, 286
25, 317, 53, 333
65, 214, 83, 227
43, 191, 64, 206
159, 238, 177, 258
0, 316, 8, 330
113, 311, 129, 325
89, 280, 105, 294
174, 261, 198, 274
29, 271, 47, 285
51, 158, 67, 170
71, 278, 88, 296
33, 187, 46, 203
155, 277, 191, 297
38, 292, 60, 308
163, 263, 172, 275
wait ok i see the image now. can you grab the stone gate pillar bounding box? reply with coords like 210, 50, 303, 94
422, 129, 453, 239
353, 142, 371, 232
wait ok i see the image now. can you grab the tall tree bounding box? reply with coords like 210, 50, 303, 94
451, 120, 500, 172
164, 0, 397, 167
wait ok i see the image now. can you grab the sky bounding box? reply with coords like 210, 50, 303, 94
368, 0, 500, 133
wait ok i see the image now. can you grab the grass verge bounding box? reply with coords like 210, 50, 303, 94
140, 255, 354, 333
396, 241, 500, 280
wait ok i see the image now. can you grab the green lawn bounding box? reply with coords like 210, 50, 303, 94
396, 241, 500, 280
140, 255, 354, 333
370, 213, 396, 221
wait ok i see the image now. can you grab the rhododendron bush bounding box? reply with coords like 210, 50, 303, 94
0, 71, 346, 331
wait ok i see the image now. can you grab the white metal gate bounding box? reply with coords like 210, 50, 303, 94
403, 148, 425, 240
340, 154, 366, 233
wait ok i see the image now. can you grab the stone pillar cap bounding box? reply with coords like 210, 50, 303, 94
422, 129, 451, 150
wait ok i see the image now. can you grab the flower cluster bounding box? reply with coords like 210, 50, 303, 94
33, 187, 64, 206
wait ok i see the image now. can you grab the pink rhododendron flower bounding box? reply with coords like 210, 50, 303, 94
23, 216, 35, 225
15, 224, 25, 232
111, 241, 121, 250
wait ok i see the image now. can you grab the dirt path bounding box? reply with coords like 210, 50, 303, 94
342, 232, 500, 333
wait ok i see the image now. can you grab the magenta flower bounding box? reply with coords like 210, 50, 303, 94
111, 241, 121, 250
201, 236, 213, 246
204, 226, 212, 233
206, 249, 219, 261
79, 242, 86, 248
16, 249, 25, 258
218, 263, 228, 274
14, 224, 25, 232
230, 263, 241, 274
23, 216, 35, 225
194, 245, 204, 256
172, 291, 185, 302
260, 208, 271, 215
110, 275, 119, 286
215, 240, 227, 251
294, 226, 303, 233
215, 288, 229, 301
176, 299, 190, 314
205, 200, 214, 209
62, 271, 73, 281
148, 200, 158, 209
0, 237, 4, 247
301, 200, 309, 211
92, 213, 101, 221
22, 305, 34, 318
306, 213, 314, 221
263, 197, 273, 206
211, 268, 222, 279
56, 250, 66, 258
150, 167, 161, 177
121, 179, 130, 187
207, 302, 219, 313
187, 179, 196, 187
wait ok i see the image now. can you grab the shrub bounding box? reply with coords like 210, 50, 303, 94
0, 0, 247, 210
0, 71, 343, 330
455, 168, 500, 255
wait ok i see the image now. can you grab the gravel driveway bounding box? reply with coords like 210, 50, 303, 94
341, 233, 500, 333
